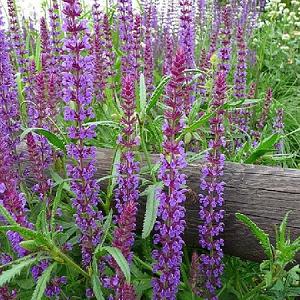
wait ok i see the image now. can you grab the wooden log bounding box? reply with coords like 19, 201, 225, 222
95, 149, 300, 262
25, 147, 300, 262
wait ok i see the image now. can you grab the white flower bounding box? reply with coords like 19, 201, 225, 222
282, 33, 291, 40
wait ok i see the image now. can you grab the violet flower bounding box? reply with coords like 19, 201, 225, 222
198, 0, 206, 27
179, 0, 195, 113
0, 254, 17, 300
32, 260, 67, 299
0, 133, 30, 257
49, 0, 62, 58
273, 108, 284, 153
115, 75, 140, 215
219, 6, 232, 75
230, 24, 248, 149
109, 201, 137, 299
62, 0, 102, 267
6, 0, 28, 76
103, 13, 115, 88
92, 0, 105, 101
26, 132, 52, 200
106, 75, 139, 298
198, 48, 210, 101
162, 26, 174, 76
0, 8, 30, 257
179, 0, 195, 68
152, 49, 187, 300
144, 7, 154, 95
40, 17, 51, 69
234, 25, 247, 99
257, 87, 273, 131
198, 70, 227, 299
132, 14, 142, 81
118, 0, 135, 75
0, 8, 20, 154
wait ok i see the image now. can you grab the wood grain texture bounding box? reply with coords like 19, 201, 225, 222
25, 147, 300, 262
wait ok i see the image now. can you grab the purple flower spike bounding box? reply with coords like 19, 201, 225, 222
103, 14, 115, 88
163, 26, 174, 76
198, 71, 227, 299
6, 0, 28, 77
92, 0, 105, 101
118, 0, 135, 75
152, 49, 188, 300
234, 25, 247, 100
40, 17, 51, 69
219, 6, 232, 75
257, 88, 273, 131
0, 8, 31, 257
273, 108, 284, 153
144, 7, 154, 95
111, 201, 137, 299
62, 0, 102, 268
132, 14, 142, 81
114, 74, 140, 244
26, 133, 52, 200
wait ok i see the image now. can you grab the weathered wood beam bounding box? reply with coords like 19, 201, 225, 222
25, 147, 300, 262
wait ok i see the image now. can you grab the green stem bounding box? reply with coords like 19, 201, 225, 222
139, 120, 157, 183
241, 280, 265, 300
52, 246, 90, 279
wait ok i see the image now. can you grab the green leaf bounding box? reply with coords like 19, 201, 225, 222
0, 257, 38, 287
20, 128, 66, 152
244, 133, 280, 164
236, 213, 272, 258
142, 182, 163, 239
138, 73, 147, 113
94, 210, 113, 259
278, 211, 292, 248
0, 204, 19, 226
183, 112, 213, 134
107, 148, 121, 199
145, 75, 171, 114
19, 240, 40, 252
50, 183, 64, 235
34, 35, 41, 72
102, 246, 131, 283
83, 121, 120, 129
91, 273, 105, 300
0, 226, 48, 246
36, 208, 49, 235
31, 263, 56, 300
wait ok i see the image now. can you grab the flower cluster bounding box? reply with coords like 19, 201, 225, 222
103, 13, 115, 86
163, 26, 174, 75
40, 17, 51, 68
273, 107, 284, 153
179, 0, 195, 68
144, 6, 154, 95
152, 49, 187, 300
7, 0, 28, 76
198, 71, 227, 299
234, 25, 247, 99
0, 9, 30, 257
26, 132, 52, 200
109, 201, 137, 299
132, 14, 142, 80
115, 76, 140, 214
32, 260, 67, 299
257, 87, 273, 130
118, 0, 134, 75
92, 0, 105, 101
62, 0, 102, 267
219, 6, 232, 74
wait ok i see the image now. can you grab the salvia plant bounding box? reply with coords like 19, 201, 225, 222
0, 0, 299, 299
